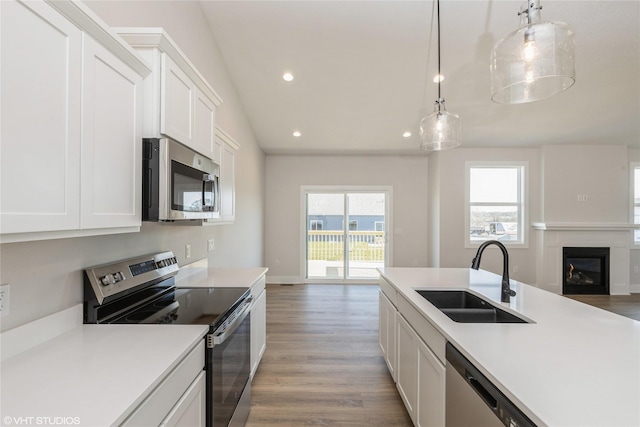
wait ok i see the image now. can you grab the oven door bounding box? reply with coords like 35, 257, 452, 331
208, 305, 251, 427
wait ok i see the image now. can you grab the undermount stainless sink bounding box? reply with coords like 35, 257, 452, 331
416, 290, 530, 324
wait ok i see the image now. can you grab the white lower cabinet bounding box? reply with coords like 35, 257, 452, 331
379, 289, 397, 381
250, 276, 267, 379
160, 371, 206, 427
396, 314, 446, 427
122, 340, 205, 427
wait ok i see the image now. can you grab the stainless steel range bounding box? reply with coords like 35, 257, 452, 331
84, 251, 252, 427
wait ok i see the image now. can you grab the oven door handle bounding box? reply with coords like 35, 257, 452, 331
211, 297, 253, 346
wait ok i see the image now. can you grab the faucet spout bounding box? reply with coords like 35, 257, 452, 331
470, 240, 516, 303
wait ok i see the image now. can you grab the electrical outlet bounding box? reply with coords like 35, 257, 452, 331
634, 266, 639, 274
185, 244, 191, 259
208, 239, 215, 252
275, 259, 280, 266
0, 284, 10, 317
513, 265, 519, 273
412, 259, 418, 267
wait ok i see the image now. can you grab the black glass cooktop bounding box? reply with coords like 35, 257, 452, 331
111, 286, 249, 328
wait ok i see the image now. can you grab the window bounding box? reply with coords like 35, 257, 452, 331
348, 220, 358, 231
466, 162, 526, 246
310, 219, 323, 231
375, 221, 384, 232
633, 164, 640, 243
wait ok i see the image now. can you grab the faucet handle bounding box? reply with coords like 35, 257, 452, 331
505, 288, 516, 297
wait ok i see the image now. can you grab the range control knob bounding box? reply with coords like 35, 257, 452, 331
113, 272, 125, 282
100, 274, 116, 286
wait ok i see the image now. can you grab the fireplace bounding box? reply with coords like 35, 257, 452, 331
562, 247, 610, 295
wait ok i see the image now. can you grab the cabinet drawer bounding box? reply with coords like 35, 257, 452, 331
398, 295, 446, 365
251, 275, 266, 297
379, 277, 397, 306
122, 339, 205, 426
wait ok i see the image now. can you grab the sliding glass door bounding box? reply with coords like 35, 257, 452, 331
304, 188, 389, 281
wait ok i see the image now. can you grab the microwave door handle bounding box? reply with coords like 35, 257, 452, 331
202, 174, 214, 209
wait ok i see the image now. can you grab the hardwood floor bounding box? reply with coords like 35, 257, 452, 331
564, 294, 640, 321
247, 284, 412, 427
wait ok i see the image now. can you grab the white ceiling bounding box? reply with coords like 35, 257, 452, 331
201, 0, 640, 155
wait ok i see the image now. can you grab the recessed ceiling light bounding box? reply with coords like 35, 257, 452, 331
283, 72, 294, 82
292, 130, 301, 137
433, 74, 444, 83
402, 131, 412, 138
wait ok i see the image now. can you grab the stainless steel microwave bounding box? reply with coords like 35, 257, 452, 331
142, 138, 220, 221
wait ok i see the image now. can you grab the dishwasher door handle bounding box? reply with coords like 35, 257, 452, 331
466, 371, 498, 410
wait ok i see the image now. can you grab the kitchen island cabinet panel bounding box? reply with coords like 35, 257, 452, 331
379, 288, 397, 381
396, 314, 445, 427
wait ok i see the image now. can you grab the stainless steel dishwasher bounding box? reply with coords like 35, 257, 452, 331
445, 343, 537, 427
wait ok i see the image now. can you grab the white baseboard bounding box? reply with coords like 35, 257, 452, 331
629, 283, 640, 294
267, 275, 303, 285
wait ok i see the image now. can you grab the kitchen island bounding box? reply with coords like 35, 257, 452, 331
379, 267, 640, 427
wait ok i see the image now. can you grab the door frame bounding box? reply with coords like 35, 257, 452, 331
300, 185, 393, 283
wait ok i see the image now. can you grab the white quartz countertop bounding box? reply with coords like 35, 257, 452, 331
175, 266, 268, 289
0, 324, 208, 427
379, 267, 640, 427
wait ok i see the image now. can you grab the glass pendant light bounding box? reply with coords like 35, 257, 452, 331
490, 0, 575, 104
420, 0, 461, 151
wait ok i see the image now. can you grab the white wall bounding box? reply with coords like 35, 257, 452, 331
264, 155, 429, 283
0, 1, 265, 331
630, 147, 640, 292
542, 145, 629, 223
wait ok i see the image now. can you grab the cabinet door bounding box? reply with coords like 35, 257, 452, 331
220, 142, 236, 221
161, 53, 194, 145
416, 337, 446, 427
193, 88, 216, 159
250, 286, 267, 379
379, 290, 397, 381
396, 315, 418, 423
81, 35, 143, 229
160, 371, 206, 427
0, 0, 82, 233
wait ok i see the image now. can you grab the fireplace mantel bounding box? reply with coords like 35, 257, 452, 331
532, 222, 637, 231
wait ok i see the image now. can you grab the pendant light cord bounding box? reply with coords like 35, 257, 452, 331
436, 0, 441, 102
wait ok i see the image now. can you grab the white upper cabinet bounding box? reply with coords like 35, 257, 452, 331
194, 89, 217, 163
212, 127, 239, 224
81, 36, 144, 230
161, 54, 194, 145
0, 0, 150, 241
116, 28, 223, 160
1, 0, 83, 234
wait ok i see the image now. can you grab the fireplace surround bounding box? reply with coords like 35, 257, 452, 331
533, 223, 634, 295
562, 247, 610, 295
